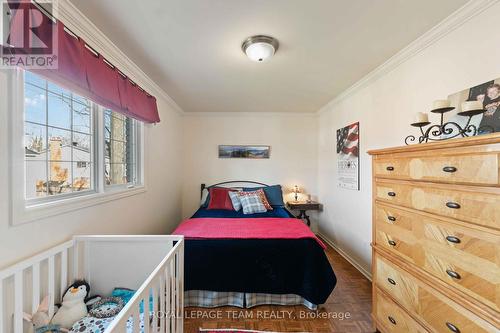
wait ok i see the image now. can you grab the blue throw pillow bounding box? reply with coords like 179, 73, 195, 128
243, 185, 284, 207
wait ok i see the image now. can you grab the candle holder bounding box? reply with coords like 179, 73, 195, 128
405, 107, 493, 145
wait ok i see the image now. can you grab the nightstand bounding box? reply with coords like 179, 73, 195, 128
286, 201, 321, 226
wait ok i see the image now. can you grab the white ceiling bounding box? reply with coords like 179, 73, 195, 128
72, 0, 468, 113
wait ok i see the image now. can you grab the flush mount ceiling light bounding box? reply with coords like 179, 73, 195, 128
242, 35, 279, 62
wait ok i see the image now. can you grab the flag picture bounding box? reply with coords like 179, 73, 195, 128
337, 122, 359, 190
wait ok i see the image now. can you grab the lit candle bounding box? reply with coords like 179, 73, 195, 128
414, 112, 429, 124
461, 101, 483, 112
433, 100, 450, 110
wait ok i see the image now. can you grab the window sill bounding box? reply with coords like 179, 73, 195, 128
11, 186, 147, 226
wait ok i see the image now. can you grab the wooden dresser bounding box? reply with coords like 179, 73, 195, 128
368, 134, 500, 333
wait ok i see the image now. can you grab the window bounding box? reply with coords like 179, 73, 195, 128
104, 110, 139, 187
18, 71, 143, 219
24, 71, 94, 200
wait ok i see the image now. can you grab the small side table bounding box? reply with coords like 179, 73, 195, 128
286, 201, 321, 226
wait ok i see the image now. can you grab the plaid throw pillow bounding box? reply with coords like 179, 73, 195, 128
228, 191, 242, 211
239, 189, 273, 210
238, 193, 267, 214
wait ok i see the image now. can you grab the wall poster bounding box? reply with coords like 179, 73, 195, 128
336, 122, 359, 190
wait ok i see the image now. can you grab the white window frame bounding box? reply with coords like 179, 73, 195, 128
101, 109, 142, 191
9, 69, 146, 226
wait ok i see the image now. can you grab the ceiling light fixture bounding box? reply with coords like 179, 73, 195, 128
242, 35, 279, 62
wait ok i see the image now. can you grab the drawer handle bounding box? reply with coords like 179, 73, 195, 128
446, 202, 461, 209
388, 240, 397, 246
388, 192, 396, 197
446, 269, 461, 280
387, 216, 396, 222
443, 166, 457, 173
386, 166, 395, 171
446, 322, 460, 333
387, 277, 396, 285
388, 316, 396, 325
446, 236, 461, 244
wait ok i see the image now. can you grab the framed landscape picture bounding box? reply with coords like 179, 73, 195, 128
218, 145, 271, 159
336, 122, 359, 190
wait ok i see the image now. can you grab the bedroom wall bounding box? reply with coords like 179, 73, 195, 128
0, 23, 186, 272
0, 69, 184, 269
181, 113, 319, 228
316, 2, 500, 277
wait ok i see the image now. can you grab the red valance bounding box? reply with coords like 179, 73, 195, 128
4, 0, 160, 123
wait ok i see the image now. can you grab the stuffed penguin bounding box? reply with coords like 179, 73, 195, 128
51, 280, 90, 329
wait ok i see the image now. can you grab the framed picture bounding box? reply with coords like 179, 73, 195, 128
447, 78, 500, 135
218, 145, 271, 159
336, 122, 359, 190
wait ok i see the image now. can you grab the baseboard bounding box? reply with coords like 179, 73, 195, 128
317, 232, 372, 281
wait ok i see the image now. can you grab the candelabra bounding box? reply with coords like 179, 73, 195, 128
405, 107, 492, 145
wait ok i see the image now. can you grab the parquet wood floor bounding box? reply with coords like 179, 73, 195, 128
184, 238, 374, 332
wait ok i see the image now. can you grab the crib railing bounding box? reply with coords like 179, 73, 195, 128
0, 235, 184, 333
103, 237, 184, 333
0, 239, 76, 333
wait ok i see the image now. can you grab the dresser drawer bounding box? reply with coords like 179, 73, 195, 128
375, 203, 500, 312
421, 219, 500, 312
419, 288, 496, 333
375, 181, 500, 230
375, 289, 427, 333
374, 153, 499, 186
375, 255, 419, 313
374, 159, 410, 179
375, 204, 418, 264
375, 254, 498, 333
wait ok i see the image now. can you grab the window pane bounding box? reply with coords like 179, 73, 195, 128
105, 163, 128, 185
25, 71, 46, 89
111, 141, 126, 163
25, 122, 47, 159
73, 162, 92, 192
104, 111, 111, 139
73, 102, 91, 134
73, 93, 90, 108
25, 161, 47, 199
24, 71, 95, 201
47, 127, 71, 161
48, 161, 71, 195
24, 84, 46, 124
104, 109, 137, 186
73, 132, 91, 155
48, 91, 71, 130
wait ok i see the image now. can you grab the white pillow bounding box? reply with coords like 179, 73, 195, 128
228, 191, 242, 211
200, 188, 209, 207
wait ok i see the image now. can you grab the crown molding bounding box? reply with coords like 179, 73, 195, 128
183, 111, 318, 117
56, 0, 185, 115
317, 0, 499, 115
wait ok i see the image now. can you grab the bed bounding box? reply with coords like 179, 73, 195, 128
173, 181, 336, 310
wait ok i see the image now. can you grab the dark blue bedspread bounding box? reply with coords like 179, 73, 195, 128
191, 206, 294, 219
183, 207, 337, 305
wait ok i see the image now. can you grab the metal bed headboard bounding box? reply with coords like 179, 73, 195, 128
200, 180, 269, 198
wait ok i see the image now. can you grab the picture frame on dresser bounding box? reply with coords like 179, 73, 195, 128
448, 77, 500, 134
368, 133, 500, 333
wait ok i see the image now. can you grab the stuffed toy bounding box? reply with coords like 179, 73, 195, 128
23, 295, 67, 333
51, 280, 90, 329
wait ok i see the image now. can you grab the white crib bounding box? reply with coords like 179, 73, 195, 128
0, 235, 184, 333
